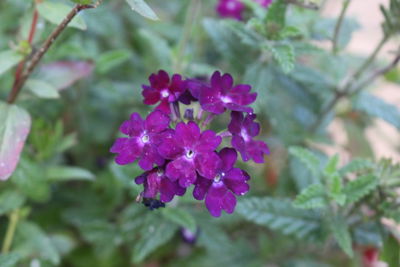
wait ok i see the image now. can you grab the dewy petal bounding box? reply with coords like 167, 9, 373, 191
120, 113, 144, 137
218, 148, 237, 172
228, 111, 244, 134
175, 121, 201, 148
158, 133, 184, 159
199, 86, 225, 114
145, 110, 170, 133
196, 130, 222, 152
231, 134, 249, 162
166, 157, 197, 188
205, 194, 222, 217
111, 138, 141, 165
225, 167, 246, 181
221, 191, 236, 214
225, 178, 250, 196
139, 144, 164, 170
193, 175, 212, 200
195, 152, 221, 179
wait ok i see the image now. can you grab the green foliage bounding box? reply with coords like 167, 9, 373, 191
125, 0, 159, 20
0, 50, 23, 76
330, 216, 353, 257
343, 174, 378, 204
37, 2, 87, 30
161, 207, 197, 233
0, 190, 25, 215
293, 184, 327, 209
289, 146, 320, 177
26, 79, 60, 99
0, 253, 21, 267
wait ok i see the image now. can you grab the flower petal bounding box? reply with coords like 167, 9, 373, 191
205, 194, 222, 217
218, 147, 237, 172
110, 138, 141, 165
175, 121, 201, 148
193, 175, 212, 200
166, 157, 197, 188
195, 152, 221, 179
228, 111, 243, 134
145, 110, 170, 133
120, 113, 144, 136
221, 191, 237, 214
196, 130, 222, 152
142, 86, 160, 105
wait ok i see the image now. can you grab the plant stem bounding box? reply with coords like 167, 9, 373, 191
7, 0, 103, 104
1, 209, 20, 253
332, 0, 351, 53
173, 0, 200, 73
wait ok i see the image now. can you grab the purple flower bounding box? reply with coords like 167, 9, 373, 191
142, 70, 186, 114
193, 148, 250, 217
158, 121, 222, 188
110, 110, 170, 170
135, 166, 186, 203
253, 0, 273, 7
199, 71, 257, 114
216, 0, 245, 20
228, 111, 269, 163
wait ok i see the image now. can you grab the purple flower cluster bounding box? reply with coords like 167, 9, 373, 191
110, 70, 269, 217
216, 0, 273, 20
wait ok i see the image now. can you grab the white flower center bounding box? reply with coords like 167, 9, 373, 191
214, 172, 225, 183
141, 134, 150, 143
161, 89, 169, 98
185, 150, 195, 159
220, 95, 232, 103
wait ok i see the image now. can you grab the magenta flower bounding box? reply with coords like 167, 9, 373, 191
228, 111, 269, 163
135, 166, 186, 203
216, 0, 245, 20
158, 121, 222, 188
142, 70, 186, 114
199, 71, 257, 114
193, 148, 250, 217
110, 110, 170, 170
253, 0, 273, 7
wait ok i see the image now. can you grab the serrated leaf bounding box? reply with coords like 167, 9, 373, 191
237, 197, 321, 238
324, 154, 339, 176
353, 92, 400, 130
265, 0, 286, 28
0, 253, 21, 267
125, 0, 159, 20
37, 2, 87, 30
0, 50, 23, 76
0, 190, 25, 215
279, 26, 302, 39
289, 146, 320, 177
264, 43, 295, 73
132, 220, 177, 263
161, 208, 196, 233
330, 216, 353, 257
339, 158, 374, 175
293, 184, 327, 209
26, 79, 60, 99
0, 102, 31, 181
343, 174, 378, 204
46, 166, 95, 182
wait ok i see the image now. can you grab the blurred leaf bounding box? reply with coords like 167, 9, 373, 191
323, 154, 339, 176
339, 158, 374, 176
237, 197, 321, 238
343, 174, 378, 204
161, 207, 196, 233
50, 233, 77, 257
70, 0, 92, 4
279, 26, 303, 39
329, 173, 346, 206
293, 184, 327, 209
26, 79, 60, 99
0, 190, 25, 215
265, 0, 287, 35
37, 2, 87, 30
264, 43, 295, 73
289, 146, 320, 177
330, 216, 353, 257
132, 220, 177, 263
46, 166, 95, 182
14, 222, 60, 265
0, 102, 31, 181
96, 50, 131, 74
37, 61, 94, 90
0, 50, 23, 76
381, 234, 400, 267
125, 0, 159, 20
343, 120, 374, 158
223, 20, 261, 46
138, 29, 171, 69
353, 92, 400, 130
0, 253, 21, 267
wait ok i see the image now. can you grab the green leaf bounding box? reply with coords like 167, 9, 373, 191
339, 158, 374, 175
343, 174, 378, 204
265, 0, 286, 29
14, 222, 60, 264
0, 253, 21, 267
161, 208, 196, 233
26, 79, 60, 99
293, 184, 327, 209
46, 166, 95, 182
237, 197, 321, 238
289, 146, 320, 177
279, 26, 302, 39
381, 234, 400, 267
37, 2, 87, 30
329, 173, 346, 206
0, 102, 31, 181
223, 20, 261, 46
0, 50, 23, 76
125, 0, 159, 20
70, 0, 92, 4
330, 216, 353, 257
353, 92, 400, 130
324, 154, 339, 176
0, 190, 25, 215
264, 43, 295, 73
96, 50, 131, 74
132, 220, 177, 263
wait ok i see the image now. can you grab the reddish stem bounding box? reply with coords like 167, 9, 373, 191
11, 9, 39, 95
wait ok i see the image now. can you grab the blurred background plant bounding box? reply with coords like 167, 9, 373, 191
0, 0, 399, 266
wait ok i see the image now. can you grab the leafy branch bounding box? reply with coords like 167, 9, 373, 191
7, 0, 103, 104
